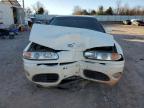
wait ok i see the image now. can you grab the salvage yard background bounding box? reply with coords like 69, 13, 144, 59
0, 24, 144, 108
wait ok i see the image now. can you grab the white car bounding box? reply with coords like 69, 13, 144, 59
23, 16, 125, 87
131, 19, 139, 22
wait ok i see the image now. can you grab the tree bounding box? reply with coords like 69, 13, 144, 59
97, 6, 104, 15
81, 9, 89, 15
37, 7, 44, 14
120, 4, 130, 15
73, 6, 82, 15
105, 7, 113, 15
117, 4, 144, 15
141, 8, 144, 15
25, 8, 33, 17
135, 6, 141, 15
116, 0, 122, 15
90, 10, 96, 15
32, 1, 47, 14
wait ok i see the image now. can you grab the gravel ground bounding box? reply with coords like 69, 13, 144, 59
104, 24, 144, 35
0, 25, 144, 108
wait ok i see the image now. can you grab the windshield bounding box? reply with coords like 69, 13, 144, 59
49, 17, 105, 33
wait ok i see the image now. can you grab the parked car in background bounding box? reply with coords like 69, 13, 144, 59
23, 16, 125, 87
132, 20, 144, 26
123, 20, 131, 25
130, 19, 142, 23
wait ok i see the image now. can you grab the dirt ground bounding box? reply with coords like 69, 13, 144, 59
104, 24, 144, 35
0, 24, 144, 108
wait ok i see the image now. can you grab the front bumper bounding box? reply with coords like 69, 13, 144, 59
24, 59, 124, 87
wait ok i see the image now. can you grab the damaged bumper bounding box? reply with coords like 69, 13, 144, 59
23, 25, 125, 87
24, 59, 124, 87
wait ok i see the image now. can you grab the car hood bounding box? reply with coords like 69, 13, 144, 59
30, 24, 115, 51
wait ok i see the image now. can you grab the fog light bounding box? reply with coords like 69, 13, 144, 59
112, 72, 122, 79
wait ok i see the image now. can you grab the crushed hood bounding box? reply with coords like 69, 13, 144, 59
30, 24, 115, 50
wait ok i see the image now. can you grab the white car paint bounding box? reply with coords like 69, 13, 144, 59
30, 24, 115, 50
23, 24, 124, 87
131, 19, 140, 22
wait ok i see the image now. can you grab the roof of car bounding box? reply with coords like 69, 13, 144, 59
54, 15, 98, 20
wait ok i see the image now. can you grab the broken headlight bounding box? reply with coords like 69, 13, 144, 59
84, 47, 122, 61
23, 51, 59, 60
23, 43, 59, 60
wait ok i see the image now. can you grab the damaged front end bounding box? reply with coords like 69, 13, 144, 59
23, 24, 124, 87
23, 42, 124, 87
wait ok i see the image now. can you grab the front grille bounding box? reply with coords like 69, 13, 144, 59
60, 61, 77, 65
83, 70, 110, 81
32, 74, 59, 83
60, 76, 82, 84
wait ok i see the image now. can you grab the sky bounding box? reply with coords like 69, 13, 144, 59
19, 0, 144, 15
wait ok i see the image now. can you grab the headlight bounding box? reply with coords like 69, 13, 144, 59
23, 52, 59, 60
84, 51, 122, 61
